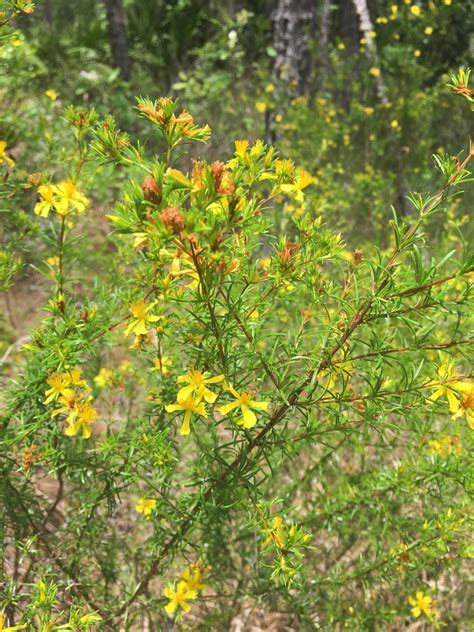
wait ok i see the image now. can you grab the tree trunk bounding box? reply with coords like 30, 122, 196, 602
43, 0, 53, 26
266, 0, 315, 144
351, 0, 387, 103
273, 0, 314, 95
103, 0, 132, 81
318, 0, 332, 88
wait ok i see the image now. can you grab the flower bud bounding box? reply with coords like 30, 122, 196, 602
159, 206, 186, 234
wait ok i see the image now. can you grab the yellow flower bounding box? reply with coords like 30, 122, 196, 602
429, 435, 462, 457
34, 184, 57, 218
424, 26, 433, 35
410, 5, 421, 16
124, 299, 161, 337
390, 119, 399, 129
428, 361, 471, 414
34, 181, 88, 218
218, 385, 268, 429
163, 581, 197, 615
135, 498, 156, 516
0, 141, 15, 167
68, 368, 89, 390
262, 516, 285, 548
64, 401, 97, 439
177, 370, 224, 403
369, 67, 381, 77
0, 613, 26, 631
165, 395, 208, 435
53, 179, 89, 216
451, 385, 474, 429
45, 89, 58, 101
255, 101, 267, 113
337, 42, 346, 50
414, 49, 421, 57
44, 372, 73, 404
408, 591, 433, 618
443, 0, 452, 5
278, 168, 314, 203
234, 139, 249, 160
180, 563, 207, 592
152, 356, 173, 375
94, 367, 114, 389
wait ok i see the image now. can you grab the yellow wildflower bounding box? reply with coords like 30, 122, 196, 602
64, 401, 97, 439
428, 360, 471, 414
94, 368, 114, 389
218, 384, 268, 429
44, 372, 72, 404
414, 49, 421, 57
165, 395, 208, 435
135, 498, 156, 516
255, 101, 267, 113
53, 179, 89, 216
45, 89, 58, 100
0, 141, 14, 167
234, 139, 249, 160
408, 591, 433, 618
429, 435, 462, 457
0, 613, 26, 631
163, 581, 197, 615
124, 299, 161, 337
177, 370, 224, 403
180, 563, 207, 592
278, 168, 314, 203
424, 26, 433, 35
390, 119, 399, 128
152, 356, 173, 375
410, 5, 421, 16
443, 0, 452, 4
262, 516, 285, 548
34, 184, 57, 218
34, 180, 88, 217
451, 385, 474, 429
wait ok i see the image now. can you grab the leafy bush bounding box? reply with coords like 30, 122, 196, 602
1, 3, 473, 631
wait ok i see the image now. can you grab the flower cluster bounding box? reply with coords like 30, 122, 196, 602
165, 370, 269, 435
136, 96, 211, 147
33, 180, 89, 218
44, 368, 97, 439
163, 562, 208, 617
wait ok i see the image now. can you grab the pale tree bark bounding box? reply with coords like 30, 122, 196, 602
273, 0, 314, 95
103, 0, 132, 81
318, 0, 332, 86
267, 0, 315, 143
351, 0, 387, 103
